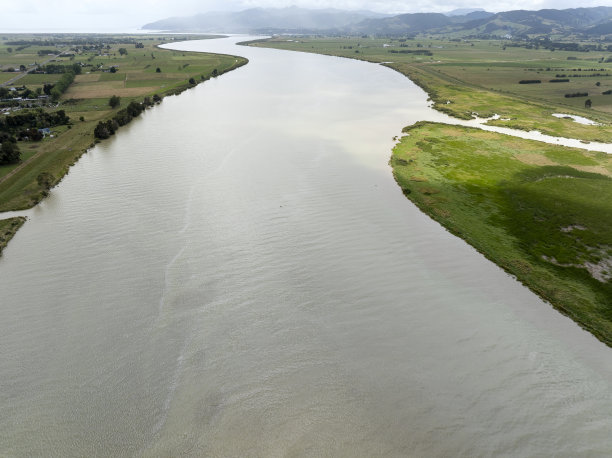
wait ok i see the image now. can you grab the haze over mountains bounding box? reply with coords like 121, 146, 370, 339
143, 7, 390, 33
142, 6, 612, 37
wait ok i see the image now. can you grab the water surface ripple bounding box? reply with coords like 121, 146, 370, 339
0, 36, 611, 457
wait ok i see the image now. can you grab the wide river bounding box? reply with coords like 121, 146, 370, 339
1, 36, 611, 457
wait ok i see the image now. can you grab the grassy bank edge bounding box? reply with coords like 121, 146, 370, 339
391, 121, 612, 347
0, 217, 26, 256
154, 45, 249, 97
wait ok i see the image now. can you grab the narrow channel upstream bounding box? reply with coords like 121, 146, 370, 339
0, 36, 611, 457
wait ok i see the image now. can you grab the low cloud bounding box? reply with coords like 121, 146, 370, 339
1, 0, 610, 31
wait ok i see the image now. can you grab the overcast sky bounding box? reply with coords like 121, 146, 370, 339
2, 0, 612, 32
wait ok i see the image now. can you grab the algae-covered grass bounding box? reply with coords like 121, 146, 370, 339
391, 122, 612, 345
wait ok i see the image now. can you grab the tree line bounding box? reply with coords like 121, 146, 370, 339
94, 97, 159, 140
0, 109, 70, 131
34, 63, 82, 75
388, 49, 433, 55
49, 70, 77, 102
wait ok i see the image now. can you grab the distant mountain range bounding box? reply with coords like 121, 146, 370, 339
347, 11, 496, 35
444, 8, 487, 17
142, 7, 390, 33
142, 6, 612, 37
442, 6, 612, 37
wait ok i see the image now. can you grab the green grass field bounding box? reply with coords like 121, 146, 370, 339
392, 122, 612, 345
249, 37, 612, 141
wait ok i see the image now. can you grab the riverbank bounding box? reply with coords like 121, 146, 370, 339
246, 37, 612, 143
0, 216, 26, 254
392, 122, 612, 345
0, 35, 248, 254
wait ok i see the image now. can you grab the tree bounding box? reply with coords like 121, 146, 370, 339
7, 47, 12, 53
25, 128, 43, 141
189, 77, 196, 85
110, 66, 117, 73
126, 101, 143, 117
118, 48, 128, 56
109, 95, 120, 109
0, 140, 21, 165
19, 64, 26, 72
94, 119, 118, 139
113, 109, 131, 126
585, 99, 592, 109
54, 109, 70, 125
156, 67, 161, 73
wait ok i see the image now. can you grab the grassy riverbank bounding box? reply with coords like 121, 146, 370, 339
392, 122, 612, 345
0, 34, 247, 254
247, 37, 612, 142
0, 217, 26, 254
